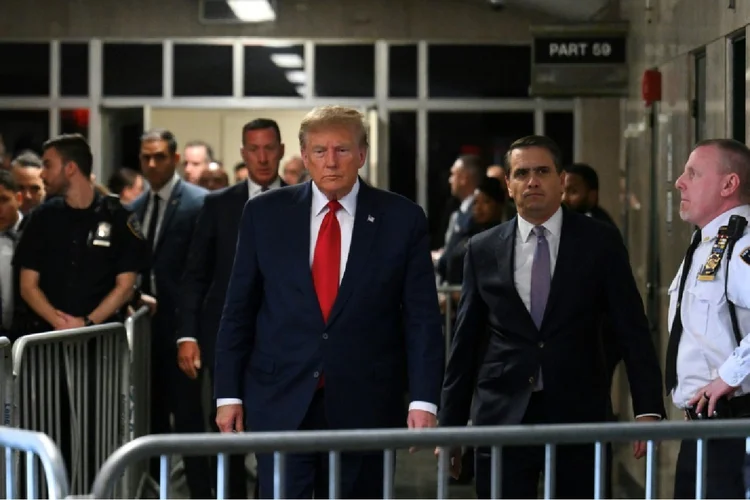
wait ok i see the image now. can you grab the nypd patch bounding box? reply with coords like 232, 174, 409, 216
740, 246, 750, 265
127, 213, 145, 240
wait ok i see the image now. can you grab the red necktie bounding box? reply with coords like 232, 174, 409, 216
313, 200, 342, 321
312, 200, 342, 389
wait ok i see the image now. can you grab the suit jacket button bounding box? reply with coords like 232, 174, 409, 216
529, 376, 535, 384
314, 371, 320, 378
538, 342, 544, 348
322, 333, 328, 340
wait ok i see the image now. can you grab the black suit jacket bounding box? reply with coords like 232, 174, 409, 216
179, 180, 285, 363
440, 208, 665, 427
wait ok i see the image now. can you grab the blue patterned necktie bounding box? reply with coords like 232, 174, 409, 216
530, 226, 551, 329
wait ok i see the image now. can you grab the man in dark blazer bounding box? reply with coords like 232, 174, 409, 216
439, 135, 665, 499
129, 128, 210, 499
179, 118, 287, 498
214, 106, 445, 499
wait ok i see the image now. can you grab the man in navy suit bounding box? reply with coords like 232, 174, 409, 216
129, 129, 210, 498
179, 118, 287, 498
214, 106, 445, 499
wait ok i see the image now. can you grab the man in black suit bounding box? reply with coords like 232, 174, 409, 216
129, 129, 210, 498
439, 135, 665, 499
178, 118, 286, 498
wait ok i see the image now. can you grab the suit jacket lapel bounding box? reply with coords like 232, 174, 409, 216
154, 179, 183, 255
326, 182, 379, 326
496, 218, 536, 333
542, 209, 577, 327
289, 183, 324, 327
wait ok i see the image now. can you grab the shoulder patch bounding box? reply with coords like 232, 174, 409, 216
127, 213, 145, 240
740, 246, 750, 265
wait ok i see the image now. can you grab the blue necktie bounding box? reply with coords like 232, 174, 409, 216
530, 226, 551, 329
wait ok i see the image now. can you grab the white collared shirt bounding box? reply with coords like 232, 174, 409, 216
247, 176, 282, 200
514, 207, 563, 391
0, 214, 22, 330
670, 205, 750, 408
218, 179, 437, 415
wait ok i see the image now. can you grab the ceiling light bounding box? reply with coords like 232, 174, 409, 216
271, 53, 304, 69
285, 70, 306, 84
227, 0, 276, 23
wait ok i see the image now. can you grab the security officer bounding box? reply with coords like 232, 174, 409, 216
666, 138, 750, 499
12, 133, 150, 334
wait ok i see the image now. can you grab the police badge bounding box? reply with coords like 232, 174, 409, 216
127, 213, 145, 240
91, 222, 112, 247
698, 225, 729, 281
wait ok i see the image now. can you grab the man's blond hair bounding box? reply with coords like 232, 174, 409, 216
298, 106, 369, 149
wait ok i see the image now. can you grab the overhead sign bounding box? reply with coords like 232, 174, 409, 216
530, 24, 629, 97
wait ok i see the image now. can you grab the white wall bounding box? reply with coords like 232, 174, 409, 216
149, 107, 309, 182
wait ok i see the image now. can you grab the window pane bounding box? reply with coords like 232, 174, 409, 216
244, 44, 305, 97
0, 111, 50, 163
389, 45, 417, 98
0, 43, 50, 96
427, 112, 534, 248
60, 109, 89, 140
61, 43, 89, 96
694, 52, 707, 143
732, 38, 746, 142
174, 44, 233, 97
103, 44, 162, 96
388, 112, 417, 202
544, 112, 574, 167
315, 44, 374, 97
428, 45, 530, 98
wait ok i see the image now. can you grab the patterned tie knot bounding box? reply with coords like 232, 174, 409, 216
327, 200, 342, 213
533, 226, 546, 239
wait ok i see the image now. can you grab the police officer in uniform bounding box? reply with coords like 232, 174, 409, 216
666, 138, 750, 499
11, 133, 150, 489
13, 133, 150, 333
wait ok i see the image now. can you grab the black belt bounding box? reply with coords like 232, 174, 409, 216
685, 394, 750, 420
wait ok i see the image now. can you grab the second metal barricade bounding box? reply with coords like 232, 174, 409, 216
123, 306, 152, 498
10, 323, 130, 497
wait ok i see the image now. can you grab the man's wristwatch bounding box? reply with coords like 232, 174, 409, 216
84, 316, 94, 327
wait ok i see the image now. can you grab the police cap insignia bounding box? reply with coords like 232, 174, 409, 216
741, 246, 750, 265
127, 213, 145, 240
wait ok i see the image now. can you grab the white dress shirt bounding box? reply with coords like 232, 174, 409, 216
218, 179, 437, 415
142, 174, 180, 296
515, 207, 563, 391
669, 205, 750, 408
247, 176, 281, 199
0, 214, 22, 331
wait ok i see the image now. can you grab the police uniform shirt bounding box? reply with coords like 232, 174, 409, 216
11, 194, 151, 322
669, 204, 750, 408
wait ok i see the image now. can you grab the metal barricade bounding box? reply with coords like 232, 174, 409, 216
90, 419, 750, 500
10, 324, 130, 497
0, 426, 70, 499
123, 306, 152, 498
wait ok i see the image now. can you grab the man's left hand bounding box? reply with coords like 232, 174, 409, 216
688, 377, 738, 418
407, 409, 437, 453
632, 415, 660, 459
